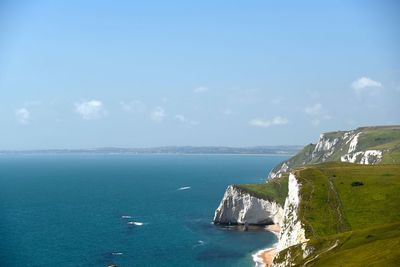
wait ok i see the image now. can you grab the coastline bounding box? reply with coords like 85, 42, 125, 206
252, 224, 280, 267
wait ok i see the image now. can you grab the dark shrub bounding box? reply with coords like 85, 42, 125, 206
351, 181, 364, 187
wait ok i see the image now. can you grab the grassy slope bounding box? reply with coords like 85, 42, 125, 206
232, 126, 400, 265
307, 222, 400, 267
358, 127, 400, 164
297, 163, 400, 234
274, 126, 400, 171
282, 163, 400, 266
277, 222, 400, 267
234, 174, 289, 206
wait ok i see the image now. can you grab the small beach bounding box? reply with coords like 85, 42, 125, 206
252, 224, 280, 267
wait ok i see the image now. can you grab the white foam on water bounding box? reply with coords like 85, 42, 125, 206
121, 215, 132, 219
177, 186, 191, 190
112, 252, 123, 256
128, 221, 144, 226
192, 240, 206, 249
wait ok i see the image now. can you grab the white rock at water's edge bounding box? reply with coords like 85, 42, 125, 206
213, 185, 284, 225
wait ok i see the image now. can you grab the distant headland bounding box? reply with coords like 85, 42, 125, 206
0, 145, 302, 155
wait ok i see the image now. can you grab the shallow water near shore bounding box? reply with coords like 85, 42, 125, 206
0, 154, 287, 266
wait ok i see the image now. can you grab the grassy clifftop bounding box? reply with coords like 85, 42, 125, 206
233, 174, 289, 206
275, 163, 400, 266
269, 125, 400, 179
225, 126, 400, 265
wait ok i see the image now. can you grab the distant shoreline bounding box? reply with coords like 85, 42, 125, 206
0, 146, 302, 156
0, 152, 296, 156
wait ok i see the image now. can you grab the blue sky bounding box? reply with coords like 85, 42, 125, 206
1, 0, 399, 149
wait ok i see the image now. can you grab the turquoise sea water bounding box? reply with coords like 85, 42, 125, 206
0, 154, 288, 267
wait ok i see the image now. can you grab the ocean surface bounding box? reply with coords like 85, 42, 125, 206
0, 154, 288, 267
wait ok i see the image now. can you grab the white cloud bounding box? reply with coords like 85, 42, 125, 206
120, 100, 146, 113
351, 77, 382, 94
249, 119, 270, 127
150, 107, 166, 122
75, 100, 105, 120
272, 116, 289, 125
15, 108, 30, 124
305, 103, 322, 115
174, 114, 198, 125
249, 116, 288, 128
193, 86, 208, 93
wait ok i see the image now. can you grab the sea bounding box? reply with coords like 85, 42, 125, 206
0, 154, 288, 267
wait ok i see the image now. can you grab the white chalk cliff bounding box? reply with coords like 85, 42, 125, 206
272, 173, 309, 267
213, 175, 309, 266
214, 126, 399, 266
276, 173, 307, 251
269, 128, 384, 179
213, 185, 284, 225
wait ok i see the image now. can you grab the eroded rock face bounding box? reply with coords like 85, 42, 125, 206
276, 173, 307, 251
213, 186, 284, 225
268, 129, 385, 179
340, 149, 382, 164
273, 173, 308, 267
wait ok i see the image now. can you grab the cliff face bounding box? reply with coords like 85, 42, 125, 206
213, 185, 284, 225
268, 125, 400, 179
272, 173, 310, 267
213, 125, 400, 266
213, 175, 308, 265
276, 174, 307, 251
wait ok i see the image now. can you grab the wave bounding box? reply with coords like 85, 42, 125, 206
112, 252, 123, 256
177, 186, 191, 191
121, 215, 132, 219
252, 246, 277, 267
128, 221, 144, 226
192, 240, 206, 249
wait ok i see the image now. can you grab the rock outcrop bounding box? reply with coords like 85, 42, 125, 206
213, 174, 309, 265
267, 126, 400, 179
276, 173, 307, 251
213, 185, 284, 225
272, 173, 309, 267
213, 125, 400, 266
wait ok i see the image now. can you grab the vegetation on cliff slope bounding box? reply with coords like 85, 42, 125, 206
269, 126, 400, 178
233, 174, 289, 206
226, 126, 400, 265
275, 163, 400, 266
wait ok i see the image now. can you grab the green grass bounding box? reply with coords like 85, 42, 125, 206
295, 166, 351, 237
273, 126, 400, 172
289, 143, 316, 166
304, 222, 400, 266
296, 163, 400, 238
307, 163, 400, 231
275, 163, 400, 266
276, 222, 400, 267
357, 127, 400, 151
234, 174, 288, 206
355, 127, 400, 164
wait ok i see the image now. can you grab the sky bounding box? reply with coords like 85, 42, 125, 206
0, 0, 399, 149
